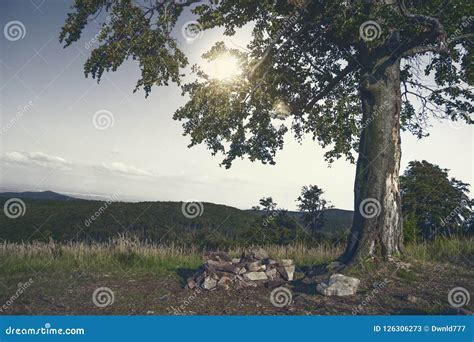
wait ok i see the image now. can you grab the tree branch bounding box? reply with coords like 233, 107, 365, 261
305, 62, 358, 110
402, 33, 474, 57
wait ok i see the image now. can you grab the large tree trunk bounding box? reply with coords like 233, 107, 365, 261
341, 58, 404, 264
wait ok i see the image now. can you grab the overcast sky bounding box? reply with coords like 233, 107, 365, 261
0, 0, 472, 210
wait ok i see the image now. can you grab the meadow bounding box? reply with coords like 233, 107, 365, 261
1, 236, 472, 315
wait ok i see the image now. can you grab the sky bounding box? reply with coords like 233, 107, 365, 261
0, 0, 472, 211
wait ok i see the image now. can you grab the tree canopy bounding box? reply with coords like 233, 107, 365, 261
400, 160, 472, 240
296, 184, 332, 231
60, 0, 473, 167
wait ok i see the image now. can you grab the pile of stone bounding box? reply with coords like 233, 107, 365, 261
186, 249, 295, 291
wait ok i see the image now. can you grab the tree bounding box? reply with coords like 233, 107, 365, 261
60, 0, 473, 264
259, 197, 277, 214
297, 185, 332, 232
400, 160, 472, 240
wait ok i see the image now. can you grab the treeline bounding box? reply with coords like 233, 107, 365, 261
0, 198, 350, 249
0, 160, 471, 248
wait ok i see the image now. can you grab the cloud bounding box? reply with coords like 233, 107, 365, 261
1, 151, 155, 179
97, 162, 153, 177
2, 151, 72, 171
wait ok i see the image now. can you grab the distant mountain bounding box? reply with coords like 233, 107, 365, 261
0, 191, 80, 201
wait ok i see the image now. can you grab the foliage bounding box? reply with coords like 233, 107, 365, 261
258, 196, 277, 213
296, 185, 333, 231
0, 198, 350, 248
400, 160, 473, 240
60, 0, 473, 167
402, 212, 421, 244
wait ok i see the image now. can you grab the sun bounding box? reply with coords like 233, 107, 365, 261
206, 54, 242, 81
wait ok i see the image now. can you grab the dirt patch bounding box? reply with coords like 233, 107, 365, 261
1, 261, 472, 315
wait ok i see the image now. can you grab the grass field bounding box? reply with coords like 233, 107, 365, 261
0, 237, 472, 315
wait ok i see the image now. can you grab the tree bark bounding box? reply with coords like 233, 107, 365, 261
341, 57, 404, 264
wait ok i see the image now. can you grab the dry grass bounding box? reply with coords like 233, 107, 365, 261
2, 236, 470, 277
404, 236, 473, 266
0, 236, 343, 275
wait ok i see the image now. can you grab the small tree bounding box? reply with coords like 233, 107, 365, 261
297, 185, 333, 232
400, 160, 472, 240
259, 197, 277, 214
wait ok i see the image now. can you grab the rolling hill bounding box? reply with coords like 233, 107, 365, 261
0, 191, 353, 246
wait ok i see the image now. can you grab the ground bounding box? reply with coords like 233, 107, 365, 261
1, 239, 472, 315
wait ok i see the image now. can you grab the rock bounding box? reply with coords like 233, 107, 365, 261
202, 276, 217, 290
235, 275, 257, 289
247, 261, 266, 272
277, 259, 294, 267
186, 250, 297, 290
186, 278, 196, 290
278, 265, 295, 281
235, 266, 247, 275
405, 295, 419, 304
265, 268, 278, 280
204, 260, 237, 274
217, 276, 233, 290
244, 271, 268, 281
316, 274, 360, 296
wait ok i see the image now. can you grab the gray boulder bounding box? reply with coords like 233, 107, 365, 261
316, 273, 360, 296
